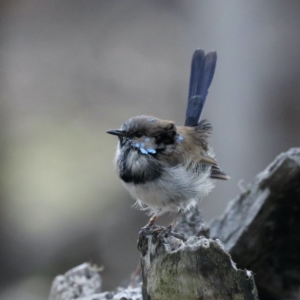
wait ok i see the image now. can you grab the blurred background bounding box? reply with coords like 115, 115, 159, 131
1, 1, 300, 299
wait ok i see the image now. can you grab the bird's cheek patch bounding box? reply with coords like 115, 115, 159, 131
132, 139, 157, 155
176, 135, 184, 143
147, 148, 156, 154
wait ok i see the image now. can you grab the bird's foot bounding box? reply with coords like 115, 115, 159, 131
142, 215, 158, 230
155, 225, 186, 241
137, 224, 186, 255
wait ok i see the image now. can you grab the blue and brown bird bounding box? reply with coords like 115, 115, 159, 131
107, 49, 229, 228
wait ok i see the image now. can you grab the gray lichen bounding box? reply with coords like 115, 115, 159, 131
139, 229, 258, 300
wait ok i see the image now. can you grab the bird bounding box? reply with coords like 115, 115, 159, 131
107, 49, 229, 228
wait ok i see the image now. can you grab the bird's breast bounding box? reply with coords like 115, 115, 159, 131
121, 161, 215, 215
116, 147, 162, 184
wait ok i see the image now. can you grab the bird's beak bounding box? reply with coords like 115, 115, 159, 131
106, 129, 125, 137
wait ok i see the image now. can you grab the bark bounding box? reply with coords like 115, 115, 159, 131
138, 226, 258, 300
49, 262, 142, 300
210, 148, 300, 300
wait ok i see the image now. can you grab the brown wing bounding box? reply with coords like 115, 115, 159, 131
168, 125, 229, 180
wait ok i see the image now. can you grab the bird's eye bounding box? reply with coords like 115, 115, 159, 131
135, 132, 142, 138
156, 135, 162, 143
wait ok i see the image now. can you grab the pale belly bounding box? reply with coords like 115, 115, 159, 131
121, 164, 214, 216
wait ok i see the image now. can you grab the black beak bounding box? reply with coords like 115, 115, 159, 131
106, 129, 125, 137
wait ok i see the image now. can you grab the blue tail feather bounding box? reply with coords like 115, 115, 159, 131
185, 50, 217, 127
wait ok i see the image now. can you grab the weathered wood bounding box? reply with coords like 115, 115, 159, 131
210, 148, 300, 299
49, 263, 101, 300
138, 225, 258, 300
49, 262, 142, 300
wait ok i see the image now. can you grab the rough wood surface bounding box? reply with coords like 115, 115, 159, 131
138, 226, 258, 300
49, 262, 142, 300
210, 148, 300, 299
49, 263, 102, 300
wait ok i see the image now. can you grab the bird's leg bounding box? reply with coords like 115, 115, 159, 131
144, 208, 164, 228
156, 209, 186, 241
147, 214, 157, 226
167, 209, 182, 230
142, 214, 158, 231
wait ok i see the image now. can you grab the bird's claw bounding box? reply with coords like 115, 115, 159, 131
154, 225, 186, 242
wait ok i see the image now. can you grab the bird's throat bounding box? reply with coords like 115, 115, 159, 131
117, 148, 162, 184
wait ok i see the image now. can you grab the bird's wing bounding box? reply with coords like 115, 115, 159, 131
210, 165, 230, 180
190, 147, 230, 181
197, 156, 230, 181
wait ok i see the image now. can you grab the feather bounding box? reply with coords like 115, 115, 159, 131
210, 165, 230, 180
185, 50, 217, 127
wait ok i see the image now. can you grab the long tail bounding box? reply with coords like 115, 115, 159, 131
184, 50, 217, 127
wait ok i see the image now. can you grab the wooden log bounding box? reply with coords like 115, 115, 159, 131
210, 148, 300, 299
138, 225, 258, 300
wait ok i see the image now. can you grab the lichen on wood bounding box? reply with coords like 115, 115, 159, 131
138, 226, 258, 300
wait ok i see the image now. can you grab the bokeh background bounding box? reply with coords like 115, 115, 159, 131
1, 1, 300, 299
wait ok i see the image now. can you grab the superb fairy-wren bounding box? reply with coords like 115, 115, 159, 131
107, 49, 229, 226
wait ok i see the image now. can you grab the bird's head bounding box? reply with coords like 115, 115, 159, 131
107, 115, 181, 155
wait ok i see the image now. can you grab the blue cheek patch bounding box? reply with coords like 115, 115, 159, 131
147, 148, 156, 154
132, 138, 156, 155
140, 148, 148, 155
177, 135, 184, 143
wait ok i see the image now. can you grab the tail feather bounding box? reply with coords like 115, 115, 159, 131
185, 50, 217, 127
210, 165, 230, 181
